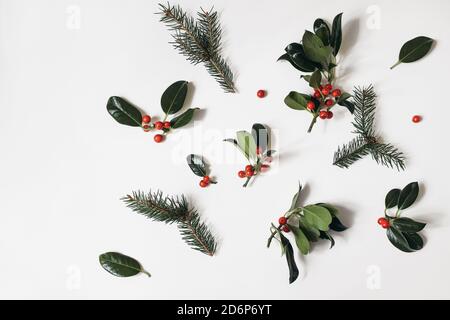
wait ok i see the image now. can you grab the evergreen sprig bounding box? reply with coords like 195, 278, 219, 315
333, 85, 406, 170
122, 190, 217, 256
158, 3, 236, 93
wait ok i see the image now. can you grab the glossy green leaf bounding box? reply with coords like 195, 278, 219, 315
161, 80, 189, 115
391, 36, 434, 69
187, 154, 207, 177
385, 188, 401, 209
398, 182, 419, 210
170, 108, 199, 129
236, 131, 257, 161
107, 97, 143, 127
315, 203, 339, 217
337, 100, 355, 114
302, 31, 332, 66
403, 232, 424, 251
285, 43, 303, 54
99, 252, 150, 277
252, 123, 269, 153
303, 205, 333, 231
319, 231, 335, 249
278, 53, 316, 73
299, 216, 321, 239
284, 91, 308, 110
280, 233, 299, 284
309, 70, 322, 89
330, 216, 347, 232
290, 183, 303, 211
386, 227, 414, 253
290, 225, 310, 255
392, 217, 426, 233
314, 19, 331, 46
330, 13, 343, 55
337, 92, 351, 102
301, 75, 311, 83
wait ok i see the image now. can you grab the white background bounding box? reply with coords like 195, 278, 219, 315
1, 0, 449, 300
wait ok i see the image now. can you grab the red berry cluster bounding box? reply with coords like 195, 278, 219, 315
199, 176, 211, 188
238, 165, 257, 179
141, 115, 172, 143
307, 84, 342, 120
377, 217, 390, 229
278, 216, 290, 233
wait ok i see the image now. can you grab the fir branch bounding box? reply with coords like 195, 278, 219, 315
333, 136, 371, 168
369, 143, 406, 170
352, 85, 376, 138
157, 2, 235, 93
122, 190, 217, 256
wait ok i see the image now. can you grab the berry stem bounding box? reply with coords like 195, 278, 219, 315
267, 225, 282, 248
307, 115, 318, 133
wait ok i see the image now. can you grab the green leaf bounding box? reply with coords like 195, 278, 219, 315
309, 69, 322, 89
337, 99, 355, 114
99, 252, 150, 277
301, 75, 311, 83
107, 97, 143, 127
330, 13, 343, 55
299, 216, 321, 240
319, 231, 335, 249
170, 108, 199, 129
236, 131, 257, 161
284, 91, 308, 110
385, 188, 401, 209
161, 80, 189, 115
280, 233, 299, 284
290, 183, 303, 211
330, 216, 347, 232
314, 19, 331, 46
278, 53, 316, 73
392, 217, 426, 233
302, 31, 332, 66
337, 92, 352, 102
303, 205, 333, 231
403, 232, 424, 251
290, 225, 310, 255
398, 182, 419, 210
252, 123, 269, 152
391, 36, 434, 69
386, 227, 414, 253
187, 154, 207, 177
285, 42, 303, 54
315, 203, 339, 216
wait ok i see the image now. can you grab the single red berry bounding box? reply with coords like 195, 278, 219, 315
155, 121, 164, 130
246, 170, 255, 177
199, 180, 208, 188
257, 90, 266, 98
238, 171, 246, 178
313, 91, 321, 98
163, 121, 171, 129
331, 89, 342, 98
278, 217, 287, 225
319, 110, 328, 119
321, 88, 330, 96
381, 220, 390, 229
319, 85, 324, 90
245, 165, 254, 172
325, 84, 333, 91
325, 99, 334, 107
142, 125, 151, 132
261, 164, 270, 172
377, 217, 387, 225
154, 134, 164, 143
282, 225, 290, 233
142, 115, 151, 124
306, 101, 315, 111
202, 176, 210, 183
327, 111, 334, 119
412, 115, 422, 123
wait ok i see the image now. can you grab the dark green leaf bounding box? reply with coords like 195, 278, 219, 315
252, 123, 269, 152
161, 80, 189, 115
301, 75, 311, 83
99, 252, 150, 277
386, 227, 414, 253
265, 149, 276, 157
280, 233, 299, 284
236, 131, 257, 161
330, 216, 347, 232
289, 183, 303, 211
187, 154, 207, 177
319, 231, 335, 249
385, 188, 401, 209
170, 108, 199, 129
284, 91, 308, 110
330, 13, 343, 55
392, 217, 426, 233
107, 97, 142, 127
309, 70, 322, 89
303, 205, 333, 231
278, 53, 316, 73
302, 31, 332, 66
290, 225, 310, 255
391, 36, 434, 69
314, 18, 331, 46
285, 42, 303, 54
398, 182, 419, 210
337, 92, 352, 102
403, 232, 424, 251
299, 216, 321, 240
337, 99, 355, 113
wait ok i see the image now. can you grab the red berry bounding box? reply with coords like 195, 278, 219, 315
256, 147, 263, 155
325, 84, 333, 91
202, 176, 210, 183
142, 115, 151, 124
325, 99, 334, 107
238, 171, 246, 178
142, 125, 151, 132
199, 180, 208, 188
163, 121, 171, 129
245, 165, 254, 172
321, 88, 330, 96
331, 89, 342, 98
313, 91, 321, 98
282, 225, 290, 233
278, 217, 287, 225
377, 217, 386, 225
327, 111, 334, 119
246, 170, 255, 177
154, 134, 164, 143
412, 115, 422, 123
261, 164, 270, 172
306, 101, 315, 111
319, 111, 328, 119
319, 85, 324, 90
257, 90, 266, 98
377, 218, 390, 229
155, 121, 164, 130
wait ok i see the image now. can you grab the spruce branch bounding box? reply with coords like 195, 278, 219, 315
333, 86, 406, 170
122, 190, 217, 256
158, 3, 236, 93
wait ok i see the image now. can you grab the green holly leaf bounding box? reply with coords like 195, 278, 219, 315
309, 69, 322, 89
303, 205, 333, 231
107, 97, 143, 127
280, 233, 299, 284
386, 227, 414, 253
99, 252, 151, 278
392, 217, 426, 233
187, 154, 207, 177
302, 31, 332, 67
319, 231, 335, 249
290, 225, 310, 255
385, 188, 401, 209
398, 182, 419, 210
170, 108, 199, 129
284, 91, 308, 110
391, 36, 434, 69
161, 80, 188, 115
330, 13, 343, 55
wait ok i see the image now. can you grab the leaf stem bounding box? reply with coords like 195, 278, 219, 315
267, 225, 282, 248
390, 60, 401, 70
141, 269, 152, 277
307, 115, 318, 133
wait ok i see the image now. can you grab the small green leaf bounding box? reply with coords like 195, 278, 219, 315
319, 231, 335, 249
236, 131, 257, 161
385, 188, 401, 209
386, 227, 414, 253
398, 182, 419, 210
290, 225, 310, 255
301, 75, 311, 83
315, 203, 339, 216
330, 217, 347, 232
392, 217, 426, 233
337, 99, 355, 114
170, 108, 199, 129
290, 183, 303, 211
313, 18, 331, 46
278, 52, 317, 73
280, 233, 299, 284
303, 205, 333, 231
330, 13, 343, 55
99, 252, 150, 278
285, 43, 303, 54
299, 216, 321, 240
107, 97, 143, 127
161, 80, 189, 115
302, 30, 332, 66
391, 36, 434, 69
187, 154, 207, 177
403, 232, 424, 251
252, 123, 269, 153
284, 91, 308, 110
337, 92, 352, 102
309, 69, 322, 89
